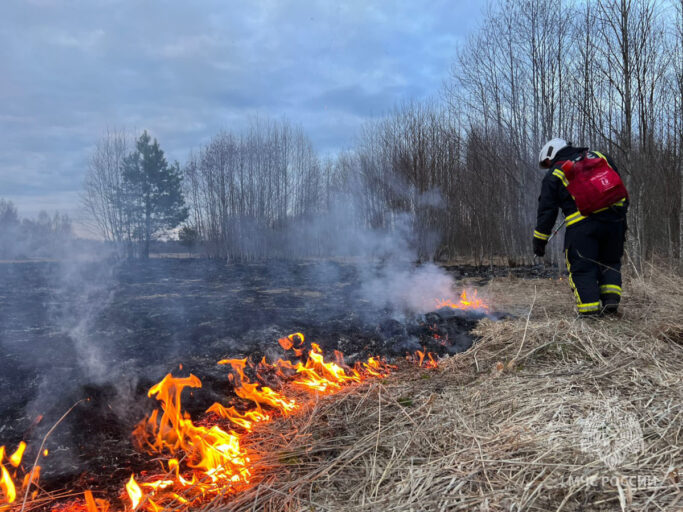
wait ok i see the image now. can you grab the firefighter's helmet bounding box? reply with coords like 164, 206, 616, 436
538, 138, 568, 168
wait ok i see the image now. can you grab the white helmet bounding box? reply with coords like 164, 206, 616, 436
538, 138, 568, 167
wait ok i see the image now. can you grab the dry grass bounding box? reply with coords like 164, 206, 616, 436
212, 267, 683, 512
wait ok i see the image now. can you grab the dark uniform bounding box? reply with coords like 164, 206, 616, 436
533, 146, 628, 315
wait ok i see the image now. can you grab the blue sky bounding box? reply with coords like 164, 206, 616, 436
0, 0, 482, 222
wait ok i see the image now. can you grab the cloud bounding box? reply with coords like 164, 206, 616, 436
306, 84, 407, 118
47, 28, 105, 49
0, 0, 481, 216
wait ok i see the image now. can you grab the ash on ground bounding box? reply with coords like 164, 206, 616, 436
0, 259, 529, 485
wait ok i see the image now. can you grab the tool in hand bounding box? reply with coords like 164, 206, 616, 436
546, 218, 567, 243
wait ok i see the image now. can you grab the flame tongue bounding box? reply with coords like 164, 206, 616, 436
122, 333, 403, 510
1, 441, 35, 506
132, 372, 252, 504
286, 342, 361, 392
413, 349, 438, 369
9, 442, 26, 468
436, 289, 489, 311
218, 358, 297, 413
277, 332, 305, 357
126, 475, 142, 510
83, 490, 110, 512
1, 463, 17, 504
205, 404, 270, 431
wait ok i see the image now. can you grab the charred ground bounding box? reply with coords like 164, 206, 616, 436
0, 258, 556, 494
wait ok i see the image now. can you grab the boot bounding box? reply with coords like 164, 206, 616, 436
601, 295, 620, 315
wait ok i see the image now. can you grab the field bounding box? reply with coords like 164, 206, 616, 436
1, 260, 680, 510
0, 259, 527, 488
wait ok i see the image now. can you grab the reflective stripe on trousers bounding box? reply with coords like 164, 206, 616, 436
565, 249, 601, 314
600, 284, 622, 296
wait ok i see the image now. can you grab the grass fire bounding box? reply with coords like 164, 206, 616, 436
2, 262, 681, 511
1, 289, 488, 512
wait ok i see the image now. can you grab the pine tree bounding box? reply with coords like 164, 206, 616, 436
122, 131, 188, 258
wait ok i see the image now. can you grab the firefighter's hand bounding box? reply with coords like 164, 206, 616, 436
533, 237, 547, 257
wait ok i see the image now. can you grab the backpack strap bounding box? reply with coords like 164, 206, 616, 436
552, 166, 569, 186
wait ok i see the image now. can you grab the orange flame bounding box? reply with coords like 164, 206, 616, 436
436, 289, 489, 311
356, 357, 392, 378
1, 463, 16, 505
126, 475, 142, 510
83, 490, 110, 512
218, 358, 298, 413
205, 404, 270, 431
131, 372, 252, 506
4, 331, 440, 512
416, 349, 438, 368
8, 443, 25, 468
1, 441, 36, 506
121, 333, 404, 510
281, 342, 362, 393
84, 490, 97, 512
274, 334, 396, 392
406, 349, 438, 369
277, 332, 305, 357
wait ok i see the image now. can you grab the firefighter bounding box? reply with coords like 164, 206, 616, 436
533, 138, 628, 316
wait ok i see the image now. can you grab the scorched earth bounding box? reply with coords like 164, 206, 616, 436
0, 258, 525, 509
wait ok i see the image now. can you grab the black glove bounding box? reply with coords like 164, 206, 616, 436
533, 237, 547, 257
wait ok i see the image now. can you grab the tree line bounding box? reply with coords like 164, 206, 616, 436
183, 120, 326, 259
0, 199, 73, 259
83, 130, 187, 259
444, 0, 682, 267
83, 0, 682, 267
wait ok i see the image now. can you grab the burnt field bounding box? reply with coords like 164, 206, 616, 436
0, 258, 554, 489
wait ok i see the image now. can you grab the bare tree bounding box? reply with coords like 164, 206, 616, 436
674, 0, 683, 266
184, 118, 324, 260
437, 0, 681, 267
81, 1, 680, 266
82, 129, 130, 251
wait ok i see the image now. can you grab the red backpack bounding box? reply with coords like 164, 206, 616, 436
558, 151, 628, 215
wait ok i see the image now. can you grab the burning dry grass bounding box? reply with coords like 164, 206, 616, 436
219, 267, 683, 511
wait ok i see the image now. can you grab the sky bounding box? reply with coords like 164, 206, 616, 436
0, 0, 482, 226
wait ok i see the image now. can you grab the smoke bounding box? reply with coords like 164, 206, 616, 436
280, 179, 460, 318
0, 242, 129, 475
0, 164, 466, 479
49, 256, 118, 383
359, 262, 456, 315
